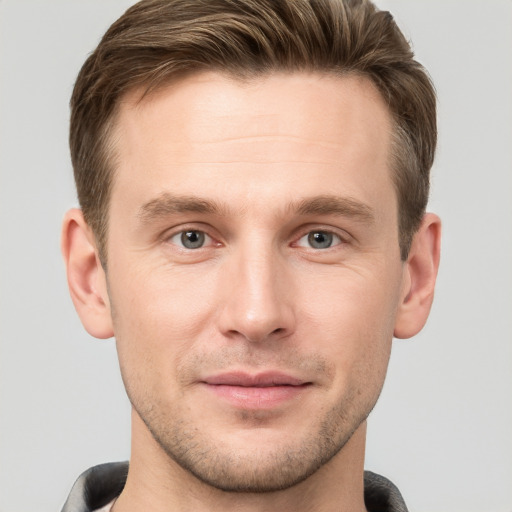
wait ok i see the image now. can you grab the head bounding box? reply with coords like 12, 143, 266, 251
70, 0, 436, 266
63, 0, 440, 498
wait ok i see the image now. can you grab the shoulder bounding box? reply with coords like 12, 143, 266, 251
61, 462, 128, 512
364, 470, 409, 512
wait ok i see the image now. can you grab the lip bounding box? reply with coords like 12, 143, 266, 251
201, 371, 312, 409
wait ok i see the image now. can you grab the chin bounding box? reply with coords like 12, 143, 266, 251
138, 395, 369, 493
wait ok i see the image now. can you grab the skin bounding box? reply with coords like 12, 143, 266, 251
62, 72, 441, 512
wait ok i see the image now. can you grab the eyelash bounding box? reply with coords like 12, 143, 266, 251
165, 226, 349, 251
167, 228, 218, 250
294, 230, 345, 250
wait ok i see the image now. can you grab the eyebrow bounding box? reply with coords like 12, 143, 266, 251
138, 193, 375, 224
138, 194, 226, 224
293, 195, 375, 223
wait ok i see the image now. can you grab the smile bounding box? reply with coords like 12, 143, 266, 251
202, 371, 312, 409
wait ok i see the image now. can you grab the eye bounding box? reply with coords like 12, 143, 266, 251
170, 230, 211, 249
297, 230, 342, 249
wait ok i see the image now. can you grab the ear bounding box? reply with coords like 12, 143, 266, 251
394, 213, 441, 339
61, 209, 114, 339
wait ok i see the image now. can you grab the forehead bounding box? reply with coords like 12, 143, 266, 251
110, 71, 394, 220
117, 71, 391, 153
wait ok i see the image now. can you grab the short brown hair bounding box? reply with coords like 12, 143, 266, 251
70, 0, 436, 263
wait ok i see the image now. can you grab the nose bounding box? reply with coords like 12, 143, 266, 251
217, 241, 296, 343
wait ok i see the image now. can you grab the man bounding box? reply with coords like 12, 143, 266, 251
60, 0, 441, 511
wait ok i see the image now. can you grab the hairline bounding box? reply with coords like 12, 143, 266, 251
94, 68, 415, 267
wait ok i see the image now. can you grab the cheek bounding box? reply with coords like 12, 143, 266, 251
109, 261, 221, 382
300, 263, 401, 333
298, 265, 400, 378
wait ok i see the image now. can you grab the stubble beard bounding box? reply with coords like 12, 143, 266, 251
130, 386, 376, 493
115, 329, 387, 493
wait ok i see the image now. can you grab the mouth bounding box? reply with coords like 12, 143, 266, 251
201, 371, 312, 409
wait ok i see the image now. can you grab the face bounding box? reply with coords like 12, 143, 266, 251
106, 72, 407, 491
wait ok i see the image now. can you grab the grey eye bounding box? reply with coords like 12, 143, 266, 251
307, 231, 334, 249
171, 230, 209, 249
296, 230, 342, 250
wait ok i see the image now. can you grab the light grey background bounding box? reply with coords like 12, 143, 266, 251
1, 1, 511, 511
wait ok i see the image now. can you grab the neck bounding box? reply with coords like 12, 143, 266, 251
114, 410, 368, 512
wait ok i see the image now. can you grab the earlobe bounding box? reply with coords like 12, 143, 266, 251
61, 209, 114, 339
394, 213, 441, 339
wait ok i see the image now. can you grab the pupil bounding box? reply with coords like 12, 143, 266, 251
181, 230, 204, 249
308, 231, 332, 249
